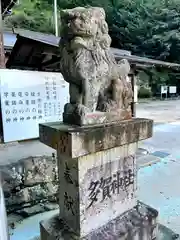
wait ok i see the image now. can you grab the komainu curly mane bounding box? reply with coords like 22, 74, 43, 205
59, 7, 132, 123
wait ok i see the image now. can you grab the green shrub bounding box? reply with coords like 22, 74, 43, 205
138, 87, 152, 98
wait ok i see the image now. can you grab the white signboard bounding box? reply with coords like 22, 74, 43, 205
169, 86, 177, 94
0, 69, 69, 142
161, 86, 168, 94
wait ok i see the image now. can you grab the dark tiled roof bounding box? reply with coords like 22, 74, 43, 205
111, 47, 131, 56
115, 54, 180, 69
14, 29, 133, 56
15, 29, 60, 47
7, 28, 180, 69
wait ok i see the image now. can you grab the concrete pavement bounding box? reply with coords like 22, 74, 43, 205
137, 99, 180, 123
136, 100, 180, 236
138, 121, 180, 236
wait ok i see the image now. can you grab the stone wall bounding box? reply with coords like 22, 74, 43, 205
1, 154, 59, 218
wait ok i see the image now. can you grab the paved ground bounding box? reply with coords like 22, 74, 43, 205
138, 124, 180, 234
0, 140, 55, 165
137, 99, 180, 123
136, 100, 180, 236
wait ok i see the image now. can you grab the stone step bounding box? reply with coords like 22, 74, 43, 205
137, 154, 161, 169
158, 224, 179, 240
137, 149, 171, 169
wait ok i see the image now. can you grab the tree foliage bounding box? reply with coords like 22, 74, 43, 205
4, 0, 55, 33
3, 0, 180, 91
5, 0, 180, 63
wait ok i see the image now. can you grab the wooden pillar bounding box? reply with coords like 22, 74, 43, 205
130, 66, 138, 117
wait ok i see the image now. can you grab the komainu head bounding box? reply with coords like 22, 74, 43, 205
60, 7, 111, 49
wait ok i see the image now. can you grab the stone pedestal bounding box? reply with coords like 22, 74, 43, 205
39, 118, 158, 239
63, 105, 132, 126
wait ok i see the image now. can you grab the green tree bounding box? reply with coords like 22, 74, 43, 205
4, 0, 55, 33
4, 0, 180, 64
5, 0, 180, 91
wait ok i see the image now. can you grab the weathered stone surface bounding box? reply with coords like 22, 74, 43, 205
16, 204, 46, 217
23, 156, 57, 186
40, 201, 158, 240
5, 183, 58, 208
1, 155, 57, 194
59, 7, 132, 126
63, 109, 132, 126
7, 203, 32, 213
158, 224, 179, 240
58, 143, 137, 237
39, 117, 155, 239
16, 203, 59, 217
39, 118, 153, 158
1, 154, 58, 217
7, 213, 24, 229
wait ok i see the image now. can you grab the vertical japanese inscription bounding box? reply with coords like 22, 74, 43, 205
63, 161, 76, 216
64, 192, 75, 215
87, 169, 134, 209
64, 162, 73, 184
3, 90, 43, 123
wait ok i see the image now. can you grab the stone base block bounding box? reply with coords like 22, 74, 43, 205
40, 201, 158, 240
39, 118, 153, 237
63, 103, 131, 126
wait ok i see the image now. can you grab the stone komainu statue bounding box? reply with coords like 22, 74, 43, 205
59, 7, 133, 125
